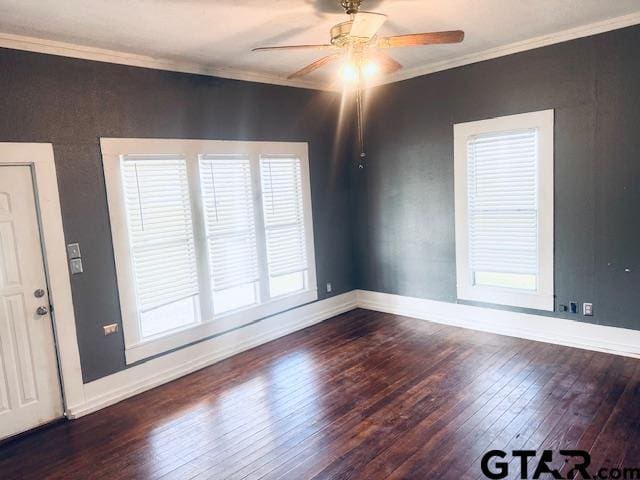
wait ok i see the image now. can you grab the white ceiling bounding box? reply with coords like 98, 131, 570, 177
0, 0, 639, 89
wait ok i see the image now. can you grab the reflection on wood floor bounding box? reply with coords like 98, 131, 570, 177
1, 308, 639, 479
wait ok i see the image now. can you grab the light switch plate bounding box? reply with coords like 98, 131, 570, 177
67, 243, 81, 259
69, 258, 83, 275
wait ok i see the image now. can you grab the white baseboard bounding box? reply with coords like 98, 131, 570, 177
356, 290, 640, 359
66, 291, 357, 418
66, 288, 640, 418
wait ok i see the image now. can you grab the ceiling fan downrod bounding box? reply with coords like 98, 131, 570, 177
341, 0, 362, 15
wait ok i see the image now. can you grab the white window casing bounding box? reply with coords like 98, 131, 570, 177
102, 139, 317, 364
454, 110, 554, 311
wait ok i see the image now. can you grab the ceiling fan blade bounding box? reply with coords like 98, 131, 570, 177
288, 53, 342, 79
371, 52, 403, 74
377, 30, 465, 48
350, 11, 387, 39
252, 44, 333, 52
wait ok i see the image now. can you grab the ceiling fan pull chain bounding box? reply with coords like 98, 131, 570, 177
356, 84, 366, 169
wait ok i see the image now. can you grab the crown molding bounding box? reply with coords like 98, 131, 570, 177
374, 11, 640, 87
0, 10, 639, 91
0, 32, 330, 91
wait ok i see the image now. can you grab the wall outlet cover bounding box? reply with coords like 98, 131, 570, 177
103, 324, 118, 335
583, 303, 594, 316
326, 282, 332, 293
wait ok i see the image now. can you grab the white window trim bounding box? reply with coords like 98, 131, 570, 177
101, 138, 317, 364
454, 110, 554, 311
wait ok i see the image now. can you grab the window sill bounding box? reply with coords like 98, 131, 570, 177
124, 288, 318, 364
457, 285, 554, 312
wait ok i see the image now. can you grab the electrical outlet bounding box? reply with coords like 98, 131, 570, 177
570, 302, 578, 314
103, 323, 118, 336
583, 303, 593, 316
326, 282, 332, 293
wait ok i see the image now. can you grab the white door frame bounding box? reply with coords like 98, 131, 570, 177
0, 143, 85, 415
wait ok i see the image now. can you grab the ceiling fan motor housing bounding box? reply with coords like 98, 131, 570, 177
331, 21, 355, 46
330, 21, 372, 47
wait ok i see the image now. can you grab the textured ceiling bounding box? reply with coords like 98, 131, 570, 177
0, 0, 639, 87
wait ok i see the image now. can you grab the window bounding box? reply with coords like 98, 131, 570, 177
122, 156, 200, 338
200, 155, 259, 315
102, 139, 316, 363
261, 156, 308, 297
454, 110, 554, 311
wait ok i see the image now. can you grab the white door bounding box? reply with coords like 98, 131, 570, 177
0, 165, 63, 440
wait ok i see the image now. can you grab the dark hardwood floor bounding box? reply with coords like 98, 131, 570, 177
1, 309, 639, 479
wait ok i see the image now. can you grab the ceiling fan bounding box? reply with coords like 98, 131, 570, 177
252, 0, 465, 81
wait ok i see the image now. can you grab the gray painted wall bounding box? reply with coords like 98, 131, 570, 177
1, 23, 638, 383
353, 25, 640, 331
0, 48, 355, 382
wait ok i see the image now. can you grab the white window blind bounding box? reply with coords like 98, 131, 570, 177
466, 129, 538, 288
199, 155, 259, 292
260, 156, 308, 279
121, 155, 199, 334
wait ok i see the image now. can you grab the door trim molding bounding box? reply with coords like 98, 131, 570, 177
0, 143, 85, 414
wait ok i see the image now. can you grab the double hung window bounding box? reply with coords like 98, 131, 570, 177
102, 139, 316, 363
454, 110, 554, 311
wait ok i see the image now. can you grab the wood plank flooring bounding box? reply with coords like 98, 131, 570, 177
1, 308, 639, 479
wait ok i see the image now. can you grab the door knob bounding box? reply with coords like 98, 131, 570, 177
36, 306, 49, 316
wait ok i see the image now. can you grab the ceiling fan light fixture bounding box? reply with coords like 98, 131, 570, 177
339, 58, 379, 84
340, 62, 359, 83
252, 2, 464, 83
362, 59, 379, 78
251, 1, 465, 167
